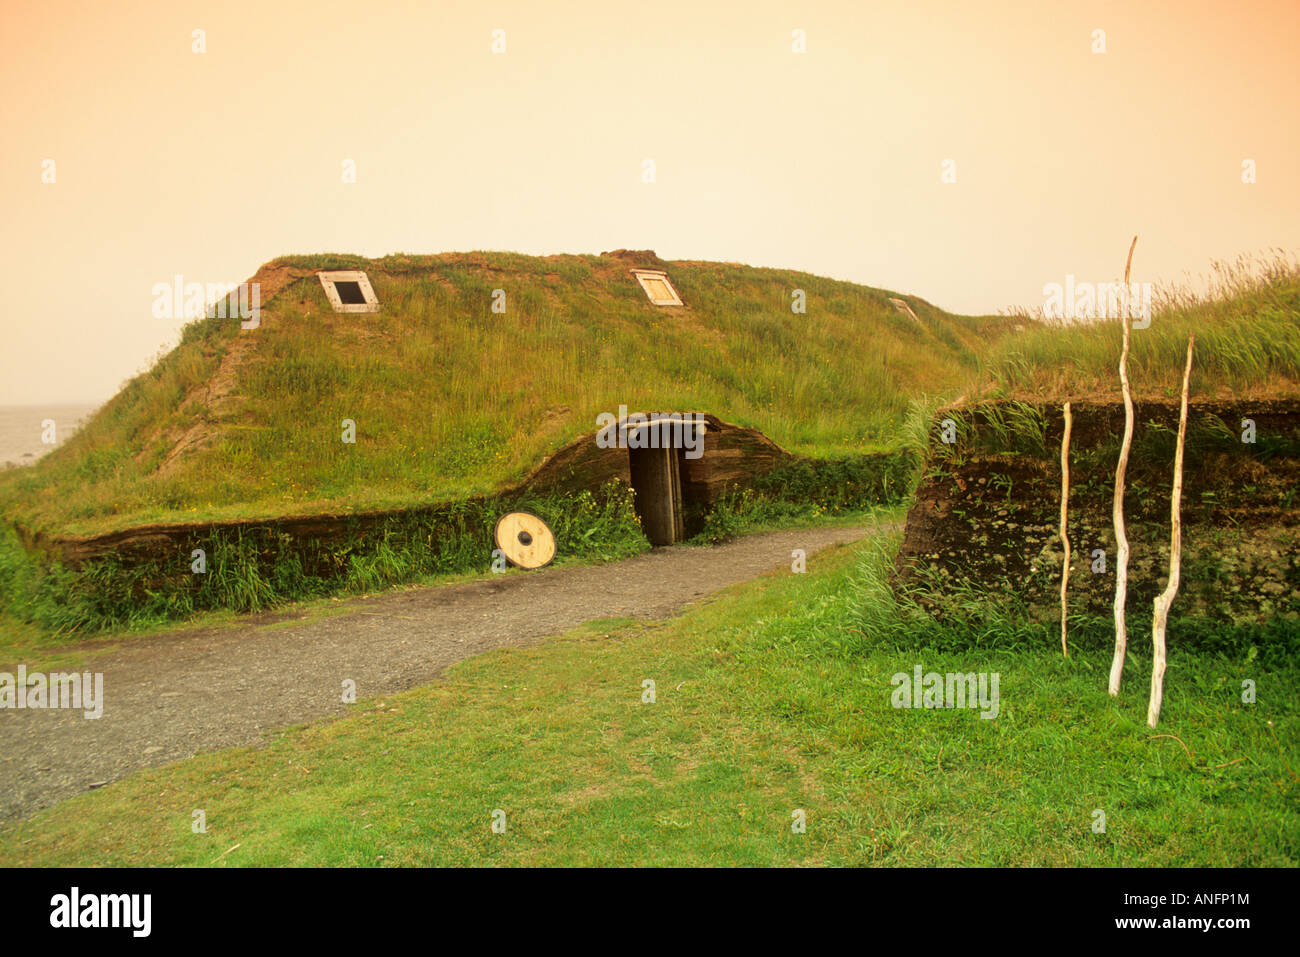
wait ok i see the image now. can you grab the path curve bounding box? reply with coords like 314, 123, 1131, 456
0, 525, 874, 821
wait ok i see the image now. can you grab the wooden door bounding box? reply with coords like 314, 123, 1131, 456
629, 446, 685, 545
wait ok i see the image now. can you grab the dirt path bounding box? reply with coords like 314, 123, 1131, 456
0, 525, 874, 822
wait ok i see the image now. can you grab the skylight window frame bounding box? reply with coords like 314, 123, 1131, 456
631, 269, 683, 307
317, 270, 380, 313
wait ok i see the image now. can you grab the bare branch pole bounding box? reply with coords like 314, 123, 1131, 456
1110, 235, 1139, 696
1148, 332, 1195, 729
1060, 400, 1073, 658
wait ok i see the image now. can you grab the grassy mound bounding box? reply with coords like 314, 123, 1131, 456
0, 251, 1008, 539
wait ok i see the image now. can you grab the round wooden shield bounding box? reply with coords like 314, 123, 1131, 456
493, 512, 557, 570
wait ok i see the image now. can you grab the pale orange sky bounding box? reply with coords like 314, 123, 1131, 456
2, 0, 1297, 403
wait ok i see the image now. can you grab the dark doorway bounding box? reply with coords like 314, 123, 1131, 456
628, 446, 685, 545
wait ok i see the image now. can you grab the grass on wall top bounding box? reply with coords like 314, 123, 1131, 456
983, 255, 1300, 402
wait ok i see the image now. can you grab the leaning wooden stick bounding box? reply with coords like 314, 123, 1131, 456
1148, 332, 1195, 728
1110, 235, 1139, 696
1060, 400, 1073, 658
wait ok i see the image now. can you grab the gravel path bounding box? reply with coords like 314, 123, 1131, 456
0, 525, 872, 821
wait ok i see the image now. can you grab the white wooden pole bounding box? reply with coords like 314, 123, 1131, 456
1060, 401, 1073, 658
1110, 236, 1139, 696
1148, 332, 1195, 728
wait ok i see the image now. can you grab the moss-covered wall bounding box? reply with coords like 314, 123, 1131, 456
894, 399, 1300, 626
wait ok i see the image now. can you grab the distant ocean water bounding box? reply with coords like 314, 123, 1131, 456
0, 403, 101, 468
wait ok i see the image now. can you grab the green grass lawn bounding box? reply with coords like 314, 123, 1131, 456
4, 528, 1294, 867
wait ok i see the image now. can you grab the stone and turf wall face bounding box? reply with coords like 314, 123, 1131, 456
894, 400, 1300, 626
